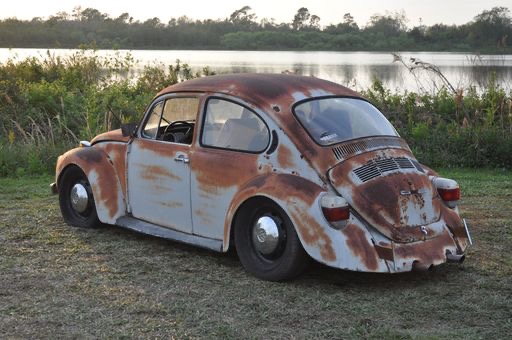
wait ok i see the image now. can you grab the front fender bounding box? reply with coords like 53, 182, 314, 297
56, 146, 125, 224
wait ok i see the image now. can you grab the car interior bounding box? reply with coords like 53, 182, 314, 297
157, 120, 195, 144
202, 108, 269, 151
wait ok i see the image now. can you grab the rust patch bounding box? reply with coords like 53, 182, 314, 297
91, 129, 130, 144
394, 229, 454, 265
97, 143, 128, 199
246, 174, 268, 189
441, 206, 467, 241
94, 165, 120, 220
140, 165, 181, 181
136, 138, 189, 157
290, 205, 336, 262
277, 144, 294, 169
278, 176, 319, 203
192, 148, 259, 194
240, 174, 320, 206
342, 223, 379, 271
157, 74, 359, 108
374, 242, 394, 261
75, 147, 102, 164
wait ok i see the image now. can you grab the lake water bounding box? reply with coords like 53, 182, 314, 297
1, 48, 511, 92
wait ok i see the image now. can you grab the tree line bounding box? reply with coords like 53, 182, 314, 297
0, 6, 511, 52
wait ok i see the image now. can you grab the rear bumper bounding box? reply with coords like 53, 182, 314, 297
390, 228, 462, 272
382, 219, 472, 273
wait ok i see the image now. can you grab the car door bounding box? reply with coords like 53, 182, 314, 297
127, 95, 200, 234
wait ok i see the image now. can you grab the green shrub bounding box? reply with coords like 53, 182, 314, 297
0, 50, 510, 177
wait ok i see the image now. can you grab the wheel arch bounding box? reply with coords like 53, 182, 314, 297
222, 174, 337, 263
56, 147, 126, 224
229, 195, 276, 251
232, 195, 310, 281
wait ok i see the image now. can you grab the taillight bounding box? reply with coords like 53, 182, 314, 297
321, 195, 350, 229
438, 187, 460, 202
432, 177, 460, 208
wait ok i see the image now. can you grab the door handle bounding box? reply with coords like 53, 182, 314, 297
174, 154, 190, 163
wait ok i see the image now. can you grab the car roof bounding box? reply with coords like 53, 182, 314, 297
157, 73, 362, 111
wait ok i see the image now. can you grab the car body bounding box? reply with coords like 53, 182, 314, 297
52, 73, 472, 281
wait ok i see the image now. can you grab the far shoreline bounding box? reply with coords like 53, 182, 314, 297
1, 46, 512, 55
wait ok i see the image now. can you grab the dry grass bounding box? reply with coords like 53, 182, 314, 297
0, 169, 511, 338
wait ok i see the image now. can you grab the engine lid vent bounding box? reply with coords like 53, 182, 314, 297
353, 157, 417, 182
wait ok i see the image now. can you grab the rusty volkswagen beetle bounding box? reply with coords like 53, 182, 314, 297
52, 74, 472, 281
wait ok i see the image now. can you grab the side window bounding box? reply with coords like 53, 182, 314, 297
202, 98, 270, 152
141, 97, 199, 144
162, 97, 199, 123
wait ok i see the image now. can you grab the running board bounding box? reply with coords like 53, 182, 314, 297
115, 216, 223, 252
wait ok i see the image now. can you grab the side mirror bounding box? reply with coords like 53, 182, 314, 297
121, 123, 137, 137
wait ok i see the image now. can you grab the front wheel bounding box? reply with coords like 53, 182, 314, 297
234, 198, 310, 281
58, 166, 100, 228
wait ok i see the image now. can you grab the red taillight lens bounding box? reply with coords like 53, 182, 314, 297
322, 206, 350, 222
321, 195, 350, 229
438, 187, 460, 202
432, 177, 460, 208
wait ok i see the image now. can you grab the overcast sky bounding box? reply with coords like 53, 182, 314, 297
2, 0, 511, 27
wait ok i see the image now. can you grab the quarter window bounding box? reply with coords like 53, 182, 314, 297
202, 98, 270, 152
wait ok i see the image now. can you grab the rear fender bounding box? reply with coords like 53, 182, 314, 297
224, 173, 389, 272
56, 147, 125, 224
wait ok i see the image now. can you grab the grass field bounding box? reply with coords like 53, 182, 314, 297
1, 169, 511, 338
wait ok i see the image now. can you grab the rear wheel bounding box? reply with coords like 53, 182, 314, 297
234, 198, 310, 281
59, 166, 99, 228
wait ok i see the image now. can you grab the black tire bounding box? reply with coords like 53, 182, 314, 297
234, 198, 310, 281
58, 166, 100, 228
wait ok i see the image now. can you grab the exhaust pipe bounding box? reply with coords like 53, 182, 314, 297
412, 261, 433, 271
446, 253, 465, 264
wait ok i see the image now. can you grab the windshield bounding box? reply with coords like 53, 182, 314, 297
293, 97, 398, 145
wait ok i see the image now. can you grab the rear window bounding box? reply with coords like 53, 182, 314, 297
293, 97, 398, 145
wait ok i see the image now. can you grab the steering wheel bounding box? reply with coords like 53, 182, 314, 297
162, 120, 194, 142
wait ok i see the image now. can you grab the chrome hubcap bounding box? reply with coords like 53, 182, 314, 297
70, 183, 89, 213
252, 216, 280, 255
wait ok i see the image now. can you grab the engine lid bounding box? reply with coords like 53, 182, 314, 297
328, 149, 443, 243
